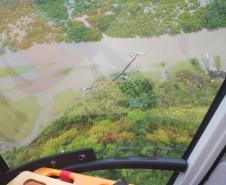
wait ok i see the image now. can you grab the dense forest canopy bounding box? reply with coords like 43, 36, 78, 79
0, 0, 226, 50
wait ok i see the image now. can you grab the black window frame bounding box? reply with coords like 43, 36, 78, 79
167, 78, 226, 185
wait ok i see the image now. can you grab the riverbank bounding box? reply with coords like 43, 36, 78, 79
0, 28, 226, 149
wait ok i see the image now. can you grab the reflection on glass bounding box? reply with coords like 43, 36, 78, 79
87, 170, 173, 185
0, 0, 226, 184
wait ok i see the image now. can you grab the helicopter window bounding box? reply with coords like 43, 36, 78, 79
0, 0, 226, 185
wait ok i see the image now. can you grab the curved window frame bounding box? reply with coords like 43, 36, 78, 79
168, 78, 226, 185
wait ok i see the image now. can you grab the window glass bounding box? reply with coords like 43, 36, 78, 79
87, 170, 173, 185
0, 0, 226, 184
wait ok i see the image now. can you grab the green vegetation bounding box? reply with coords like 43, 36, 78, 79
55, 67, 73, 76
14, 65, 34, 74
168, 59, 198, 77
33, 0, 103, 43
215, 56, 221, 71
0, 96, 41, 141
0, 3, 64, 50
65, 21, 102, 42
201, 0, 226, 29
118, 74, 156, 109
33, 0, 68, 22
52, 90, 80, 118
0, 45, 6, 55
156, 69, 222, 107
84, 0, 226, 37
72, 0, 105, 16
87, 14, 115, 32
0, 65, 34, 77
1, 0, 226, 49
0, 68, 16, 77
143, 71, 161, 81
3, 58, 224, 184
88, 169, 172, 185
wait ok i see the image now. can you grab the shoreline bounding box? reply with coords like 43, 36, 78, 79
0, 28, 226, 149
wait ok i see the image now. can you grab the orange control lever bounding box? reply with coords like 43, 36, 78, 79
34, 167, 129, 185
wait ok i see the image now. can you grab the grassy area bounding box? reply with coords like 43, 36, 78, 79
0, 46, 6, 55
33, 0, 68, 22
52, 90, 80, 118
0, 65, 34, 77
143, 71, 162, 81
0, 3, 64, 50
168, 60, 198, 78
1, 0, 226, 49
215, 55, 221, 71
55, 67, 73, 76
14, 65, 34, 74
150, 62, 166, 68
65, 20, 102, 42
0, 96, 41, 141
128, 71, 162, 82
84, 0, 226, 38
0, 68, 16, 77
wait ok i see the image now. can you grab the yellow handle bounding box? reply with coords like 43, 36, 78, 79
34, 167, 117, 185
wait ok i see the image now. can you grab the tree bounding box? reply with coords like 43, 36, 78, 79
201, 0, 226, 29
119, 74, 156, 109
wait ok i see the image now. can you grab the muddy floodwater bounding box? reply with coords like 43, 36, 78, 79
0, 28, 226, 148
